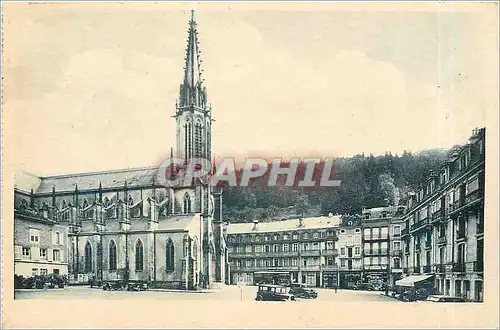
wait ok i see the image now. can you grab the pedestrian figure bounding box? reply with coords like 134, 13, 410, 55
335, 285, 338, 293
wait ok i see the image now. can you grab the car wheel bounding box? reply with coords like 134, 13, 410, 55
291, 296, 296, 301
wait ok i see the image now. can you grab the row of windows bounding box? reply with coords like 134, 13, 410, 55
31, 268, 60, 276
29, 229, 62, 245
232, 256, 336, 268
22, 247, 61, 261
230, 241, 336, 254
83, 238, 185, 273
228, 230, 338, 244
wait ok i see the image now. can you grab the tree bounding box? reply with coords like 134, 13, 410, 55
295, 194, 310, 217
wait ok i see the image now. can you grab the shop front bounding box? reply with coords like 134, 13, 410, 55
339, 272, 361, 289
323, 272, 339, 288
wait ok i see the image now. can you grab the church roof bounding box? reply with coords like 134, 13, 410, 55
226, 216, 342, 235
14, 170, 42, 193
33, 166, 158, 194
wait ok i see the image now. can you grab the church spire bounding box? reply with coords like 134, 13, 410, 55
178, 10, 208, 109
184, 10, 202, 88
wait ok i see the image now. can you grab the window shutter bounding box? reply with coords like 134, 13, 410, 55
30, 247, 39, 260
14, 245, 22, 259
47, 248, 53, 261
59, 249, 64, 263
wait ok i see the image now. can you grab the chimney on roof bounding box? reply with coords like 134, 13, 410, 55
252, 219, 259, 231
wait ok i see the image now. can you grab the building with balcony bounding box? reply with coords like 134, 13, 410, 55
335, 215, 363, 289
361, 205, 406, 287
401, 128, 485, 302
361, 207, 391, 285
226, 215, 341, 288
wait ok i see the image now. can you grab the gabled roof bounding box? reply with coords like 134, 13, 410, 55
226, 216, 342, 235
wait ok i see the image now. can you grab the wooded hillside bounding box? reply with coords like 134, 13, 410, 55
220, 149, 450, 223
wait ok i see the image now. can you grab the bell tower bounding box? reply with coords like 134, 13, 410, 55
175, 10, 212, 163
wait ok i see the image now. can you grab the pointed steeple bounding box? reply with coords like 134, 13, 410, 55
184, 10, 202, 88
178, 10, 208, 109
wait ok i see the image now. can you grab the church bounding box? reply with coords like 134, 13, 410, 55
13, 12, 229, 290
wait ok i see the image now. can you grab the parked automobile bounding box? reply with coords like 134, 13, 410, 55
127, 282, 148, 291
289, 283, 318, 299
427, 295, 469, 303
103, 280, 125, 291
255, 284, 296, 301
355, 282, 374, 291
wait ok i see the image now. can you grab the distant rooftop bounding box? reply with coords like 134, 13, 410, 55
226, 215, 342, 235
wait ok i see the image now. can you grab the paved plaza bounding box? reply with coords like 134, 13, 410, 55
9, 285, 485, 329
15, 285, 398, 302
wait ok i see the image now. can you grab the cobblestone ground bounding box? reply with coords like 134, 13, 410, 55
14, 285, 398, 302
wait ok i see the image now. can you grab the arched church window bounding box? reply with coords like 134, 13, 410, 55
166, 238, 175, 272
128, 196, 134, 206
61, 200, 67, 209
108, 240, 117, 271
135, 239, 144, 272
84, 241, 93, 273
183, 194, 191, 214
103, 197, 110, 208
82, 199, 88, 209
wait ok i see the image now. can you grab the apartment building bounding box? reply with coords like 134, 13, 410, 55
361, 206, 391, 286
14, 174, 69, 277
226, 216, 341, 288
335, 216, 363, 289
401, 128, 485, 302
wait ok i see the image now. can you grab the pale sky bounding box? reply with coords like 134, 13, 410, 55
3, 3, 498, 176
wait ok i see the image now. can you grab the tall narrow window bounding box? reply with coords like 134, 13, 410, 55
183, 194, 191, 214
61, 200, 67, 209
109, 240, 117, 271
184, 123, 188, 159
85, 241, 93, 273
195, 122, 203, 157
135, 239, 144, 272
166, 238, 175, 272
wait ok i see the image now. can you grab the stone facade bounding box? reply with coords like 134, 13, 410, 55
335, 216, 363, 289
13, 12, 228, 290
401, 128, 485, 302
226, 216, 341, 288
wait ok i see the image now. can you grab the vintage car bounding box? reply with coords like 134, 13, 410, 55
255, 284, 296, 301
127, 282, 148, 291
289, 283, 318, 299
355, 282, 375, 291
102, 280, 126, 291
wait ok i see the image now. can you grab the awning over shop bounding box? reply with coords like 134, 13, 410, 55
395, 274, 434, 287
